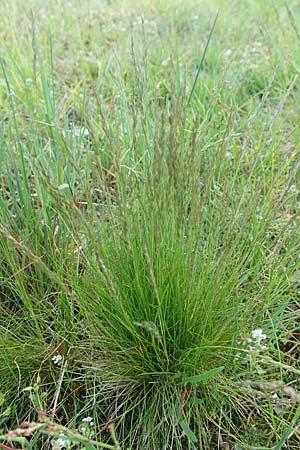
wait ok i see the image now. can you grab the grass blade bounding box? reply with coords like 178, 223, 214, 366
186, 10, 219, 107
184, 366, 225, 385
178, 419, 198, 443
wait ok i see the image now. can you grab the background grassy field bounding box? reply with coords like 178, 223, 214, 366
1, 0, 300, 449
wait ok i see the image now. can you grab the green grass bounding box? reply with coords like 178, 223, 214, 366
1, 0, 300, 449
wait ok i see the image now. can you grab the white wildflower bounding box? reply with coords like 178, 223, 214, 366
52, 433, 70, 449
82, 416, 94, 426
52, 354, 63, 365
251, 328, 266, 341
247, 328, 267, 357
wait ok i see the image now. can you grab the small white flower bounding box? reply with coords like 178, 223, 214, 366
246, 328, 268, 359
225, 49, 232, 56
52, 354, 63, 365
25, 78, 33, 86
55, 437, 68, 446
251, 329, 266, 341
82, 416, 94, 426
52, 433, 70, 449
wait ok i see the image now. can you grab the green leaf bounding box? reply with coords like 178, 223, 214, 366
0, 393, 4, 407
179, 419, 197, 443
184, 366, 225, 384
83, 444, 98, 450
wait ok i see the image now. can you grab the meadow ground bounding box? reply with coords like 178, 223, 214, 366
1, 0, 300, 449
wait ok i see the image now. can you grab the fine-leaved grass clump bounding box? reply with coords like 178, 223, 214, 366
1, 1, 300, 449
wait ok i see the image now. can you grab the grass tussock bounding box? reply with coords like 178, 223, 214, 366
1, 1, 300, 449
